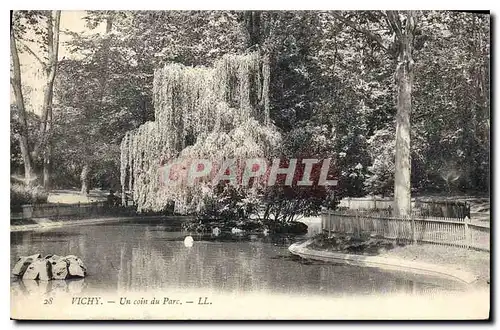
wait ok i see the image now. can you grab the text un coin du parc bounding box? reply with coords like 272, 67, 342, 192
71, 296, 213, 306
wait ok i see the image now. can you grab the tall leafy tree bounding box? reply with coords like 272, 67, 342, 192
331, 11, 417, 215
10, 10, 61, 189
10, 11, 34, 185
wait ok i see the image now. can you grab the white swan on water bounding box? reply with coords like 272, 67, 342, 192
184, 235, 194, 247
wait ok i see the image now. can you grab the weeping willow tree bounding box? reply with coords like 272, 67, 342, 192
120, 53, 280, 212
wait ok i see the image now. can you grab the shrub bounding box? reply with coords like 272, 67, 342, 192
269, 221, 308, 234
11, 184, 48, 212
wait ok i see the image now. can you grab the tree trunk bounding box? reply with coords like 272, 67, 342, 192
43, 107, 53, 190
80, 164, 90, 195
97, 14, 113, 108
38, 11, 61, 190
393, 62, 412, 216
43, 149, 51, 190
392, 12, 416, 217
244, 11, 262, 48
39, 11, 61, 134
10, 17, 35, 186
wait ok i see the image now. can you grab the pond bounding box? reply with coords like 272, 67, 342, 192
11, 218, 468, 297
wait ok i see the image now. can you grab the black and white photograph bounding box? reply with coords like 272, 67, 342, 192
9, 9, 490, 320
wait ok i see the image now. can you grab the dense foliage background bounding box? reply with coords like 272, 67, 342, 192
11, 11, 490, 206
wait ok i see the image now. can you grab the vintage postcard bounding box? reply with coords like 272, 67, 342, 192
10, 9, 490, 320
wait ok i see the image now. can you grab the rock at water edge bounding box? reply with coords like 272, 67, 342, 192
65, 255, 87, 272
12, 254, 42, 277
12, 257, 33, 277
65, 256, 86, 277
50, 258, 69, 280
22, 259, 51, 281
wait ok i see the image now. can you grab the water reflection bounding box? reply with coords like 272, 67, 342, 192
11, 221, 466, 297
11, 278, 86, 296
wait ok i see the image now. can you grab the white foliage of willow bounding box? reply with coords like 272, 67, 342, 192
120, 53, 280, 212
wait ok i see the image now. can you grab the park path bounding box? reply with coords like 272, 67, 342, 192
289, 240, 480, 284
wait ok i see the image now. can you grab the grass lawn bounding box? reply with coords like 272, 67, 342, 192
47, 189, 108, 204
